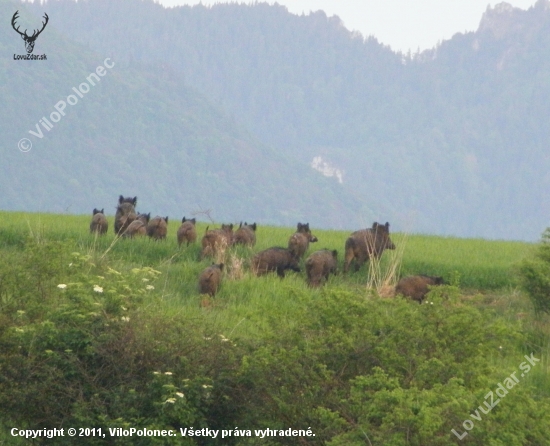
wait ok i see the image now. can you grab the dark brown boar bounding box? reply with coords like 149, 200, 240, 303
147, 216, 168, 240
198, 263, 224, 296
305, 249, 338, 287
201, 224, 234, 259
395, 275, 445, 303
177, 217, 197, 247
288, 222, 318, 260
114, 195, 137, 235
123, 213, 151, 238
344, 222, 396, 273
252, 247, 301, 278
90, 208, 108, 235
233, 222, 257, 247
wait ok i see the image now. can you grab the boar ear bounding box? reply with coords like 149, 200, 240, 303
229, 224, 233, 230
93, 208, 97, 215
165, 216, 169, 223
132, 197, 137, 206
385, 222, 390, 230
101, 208, 104, 214
239, 221, 243, 228
252, 223, 257, 231
305, 223, 310, 231
297, 222, 302, 231
372, 222, 378, 229
218, 263, 224, 271
191, 218, 196, 224
182, 216, 186, 223
119, 195, 124, 204
332, 249, 338, 258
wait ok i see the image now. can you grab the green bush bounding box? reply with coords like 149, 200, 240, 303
0, 225, 549, 445
518, 228, 550, 314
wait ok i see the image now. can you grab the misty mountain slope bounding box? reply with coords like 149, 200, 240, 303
409, 1, 550, 237
1, 0, 362, 228
21, 0, 473, 238
13, 0, 550, 239
26, 0, 408, 150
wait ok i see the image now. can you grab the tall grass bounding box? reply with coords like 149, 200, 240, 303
0, 211, 534, 290
0, 210, 548, 405
366, 231, 408, 296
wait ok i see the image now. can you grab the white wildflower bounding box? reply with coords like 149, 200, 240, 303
164, 398, 176, 404
57, 284, 67, 289
165, 372, 173, 376
176, 392, 184, 398
145, 285, 154, 290
93, 285, 103, 293
121, 316, 130, 322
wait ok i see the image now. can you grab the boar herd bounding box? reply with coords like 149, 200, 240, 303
90, 195, 445, 302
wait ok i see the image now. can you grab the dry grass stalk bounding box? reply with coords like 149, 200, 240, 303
366, 231, 408, 296
226, 252, 245, 281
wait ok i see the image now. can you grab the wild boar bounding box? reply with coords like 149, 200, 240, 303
252, 247, 301, 278
177, 217, 197, 247
288, 222, 318, 260
395, 275, 445, 303
90, 208, 108, 235
233, 222, 257, 247
344, 222, 396, 273
305, 249, 338, 287
201, 224, 234, 259
114, 195, 137, 235
123, 213, 151, 238
198, 263, 224, 297
146, 216, 168, 240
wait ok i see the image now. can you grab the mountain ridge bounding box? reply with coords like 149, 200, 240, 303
4, 0, 550, 240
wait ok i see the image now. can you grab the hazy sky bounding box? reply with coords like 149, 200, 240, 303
157, 0, 538, 53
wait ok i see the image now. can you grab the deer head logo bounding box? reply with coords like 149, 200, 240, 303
11, 10, 49, 54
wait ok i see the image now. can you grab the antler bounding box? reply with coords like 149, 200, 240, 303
11, 11, 49, 41
29, 13, 49, 40
11, 11, 26, 37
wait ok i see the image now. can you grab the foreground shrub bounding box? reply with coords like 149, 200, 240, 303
0, 239, 230, 444
518, 228, 550, 314
0, 238, 548, 445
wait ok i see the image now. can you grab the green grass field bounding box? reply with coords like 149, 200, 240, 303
0, 210, 548, 445
0, 211, 534, 287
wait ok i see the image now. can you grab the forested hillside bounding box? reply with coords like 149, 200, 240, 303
4, 0, 550, 239
1, 0, 359, 228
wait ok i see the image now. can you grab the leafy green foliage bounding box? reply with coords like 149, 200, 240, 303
0, 213, 549, 445
518, 228, 550, 314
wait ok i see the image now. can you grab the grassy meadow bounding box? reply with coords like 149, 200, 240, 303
0, 210, 548, 445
